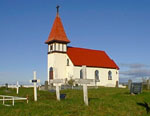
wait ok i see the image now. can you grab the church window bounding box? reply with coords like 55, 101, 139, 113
67, 59, 69, 66
108, 71, 112, 80
50, 45, 53, 50
80, 69, 83, 79
62, 44, 64, 51
49, 67, 53, 80
54, 43, 56, 51
95, 70, 99, 81
58, 44, 60, 51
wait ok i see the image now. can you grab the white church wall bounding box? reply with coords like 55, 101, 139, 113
66, 56, 74, 80
48, 53, 69, 82
73, 66, 119, 87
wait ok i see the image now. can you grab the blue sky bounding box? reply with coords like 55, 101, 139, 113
0, 0, 150, 84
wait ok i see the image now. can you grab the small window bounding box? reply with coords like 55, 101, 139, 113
67, 59, 69, 66
58, 44, 60, 51
50, 45, 53, 50
54, 43, 56, 50
62, 44, 64, 51
108, 71, 112, 80
80, 69, 83, 79
95, 70, 99, 81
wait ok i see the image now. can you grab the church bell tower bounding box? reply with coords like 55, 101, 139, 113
45, 5, 70, 53
45, 6, 70, 83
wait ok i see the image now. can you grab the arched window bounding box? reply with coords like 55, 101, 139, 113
49, 67, 53, 71
80, 69, 83, 79
49, 67, 53, 80
95, 70, 99, 81
67, 59, 69, 66
108, 71, 112, 80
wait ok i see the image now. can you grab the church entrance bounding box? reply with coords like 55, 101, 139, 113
49, 67, 53, 80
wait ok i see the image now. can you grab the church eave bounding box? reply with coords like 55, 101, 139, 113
45, 39, 70, 44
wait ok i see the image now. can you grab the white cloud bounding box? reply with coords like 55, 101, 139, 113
119, 63, 150, 69
119, 63, 150, 82
120, 69, 150, 77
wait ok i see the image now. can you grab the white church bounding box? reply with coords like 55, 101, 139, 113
45, 6, 119, 87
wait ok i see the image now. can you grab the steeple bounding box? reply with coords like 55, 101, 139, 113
45, 6, 70, 44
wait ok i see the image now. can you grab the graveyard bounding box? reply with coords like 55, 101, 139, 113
0, 86, 150, 116
1, 1, 150, 116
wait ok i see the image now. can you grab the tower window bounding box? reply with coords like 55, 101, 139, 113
67, 59, 69, 66
108, 71, 112, 80
58, 44, 60, 51
62, 44, 64, 51
54, 43, 56, 50
50, 45, 53, 50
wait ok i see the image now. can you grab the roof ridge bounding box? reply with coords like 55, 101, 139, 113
68, 46, 105, 52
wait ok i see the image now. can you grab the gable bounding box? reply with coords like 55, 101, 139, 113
67, 47, 119, 70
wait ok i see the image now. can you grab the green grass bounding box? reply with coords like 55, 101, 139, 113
0, 87, 150, 116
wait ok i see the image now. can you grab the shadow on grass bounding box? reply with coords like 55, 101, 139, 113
124, 91, 130, 95
137, 102, 150, 114
88, 98, 99, 102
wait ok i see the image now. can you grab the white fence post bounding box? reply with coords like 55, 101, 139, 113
27, 95, 29, 104
12, 97, 14, 106
3, 96, 4, 105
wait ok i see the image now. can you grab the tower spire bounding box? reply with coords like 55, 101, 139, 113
45, 5, 70, 44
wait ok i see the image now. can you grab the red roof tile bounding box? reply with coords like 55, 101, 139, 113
45, 13, 70, 44
67, 47, 119, 69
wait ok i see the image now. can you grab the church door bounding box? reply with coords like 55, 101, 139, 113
49, 67, 53, 80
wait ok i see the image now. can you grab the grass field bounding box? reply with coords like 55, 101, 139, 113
0, 87, 150, 116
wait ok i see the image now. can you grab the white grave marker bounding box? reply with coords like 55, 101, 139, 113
50, 79, 64, 101
16, 81, 20, 94
77, 65, 94, 106
30, 71, 40, 101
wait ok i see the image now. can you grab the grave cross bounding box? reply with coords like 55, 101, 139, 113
30, 71, 40, 101
16, 81, 20, 94
50, 79, 64, 101
77, 65, 94, 106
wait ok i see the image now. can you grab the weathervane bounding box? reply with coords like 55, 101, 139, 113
56, 5, 60, 14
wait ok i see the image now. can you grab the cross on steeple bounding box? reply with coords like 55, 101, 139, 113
56, 5, 60, 14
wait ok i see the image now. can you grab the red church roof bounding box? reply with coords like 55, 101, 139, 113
67, 47, 119, 70
45, 12, 70, 44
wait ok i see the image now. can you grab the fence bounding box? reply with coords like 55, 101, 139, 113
0, 95, 28, 106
